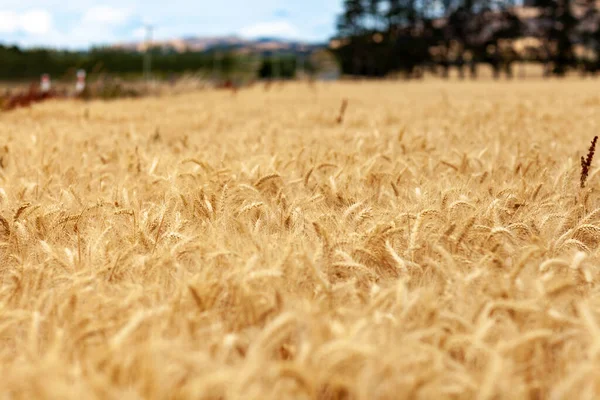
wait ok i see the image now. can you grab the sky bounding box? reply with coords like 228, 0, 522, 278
0, 1, 343, 49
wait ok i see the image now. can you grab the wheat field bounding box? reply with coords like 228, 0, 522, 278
1, 80, 600, 399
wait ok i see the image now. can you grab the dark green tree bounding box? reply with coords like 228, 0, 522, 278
337, 0, 368, 37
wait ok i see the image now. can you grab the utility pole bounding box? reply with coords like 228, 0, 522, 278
143, 24, 154, 82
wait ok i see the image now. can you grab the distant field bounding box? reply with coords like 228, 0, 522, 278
0, 61, 587, 93
2, 80, 600, 399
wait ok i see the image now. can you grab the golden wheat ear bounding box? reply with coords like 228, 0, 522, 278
580, 135, 598, 188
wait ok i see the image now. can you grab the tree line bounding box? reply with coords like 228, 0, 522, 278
0, 45, 307, 82
333, 0, 600, 78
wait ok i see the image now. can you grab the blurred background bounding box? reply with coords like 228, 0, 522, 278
1, 0, 600, 100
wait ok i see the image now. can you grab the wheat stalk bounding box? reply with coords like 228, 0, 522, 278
580, 135, 598, 188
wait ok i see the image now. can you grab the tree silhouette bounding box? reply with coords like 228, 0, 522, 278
333, 0, 600, 77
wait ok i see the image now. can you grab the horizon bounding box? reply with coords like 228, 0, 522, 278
0, 1, 342, 50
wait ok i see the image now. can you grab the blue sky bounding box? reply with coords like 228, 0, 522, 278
0, 1, 343, 49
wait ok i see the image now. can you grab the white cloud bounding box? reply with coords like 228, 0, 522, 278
0, 9, 52, 35
141, 16, 156, 26
132, 27, 147, 40
239, 20, 300, 39
32, 6, 135, 49
82, 6, 131, 25
0, 11, 20, 33
20, 10, 53, 34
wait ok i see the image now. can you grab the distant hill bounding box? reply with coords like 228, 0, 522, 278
112, 35, 326, 55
